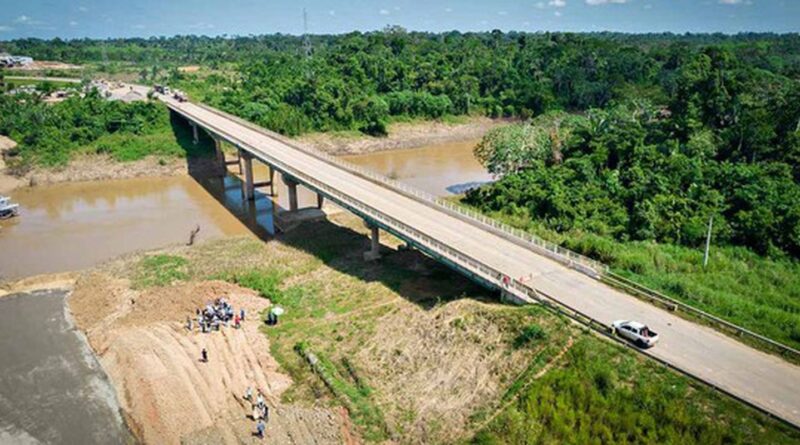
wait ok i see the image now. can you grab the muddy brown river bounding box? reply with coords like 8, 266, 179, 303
0, 139, 489, 279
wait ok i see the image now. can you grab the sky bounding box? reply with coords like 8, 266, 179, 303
0, 0, 797, 40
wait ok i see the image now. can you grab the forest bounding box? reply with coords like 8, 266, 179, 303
1, 31, 799, 345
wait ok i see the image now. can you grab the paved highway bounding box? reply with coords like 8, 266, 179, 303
161, 95, 800, 428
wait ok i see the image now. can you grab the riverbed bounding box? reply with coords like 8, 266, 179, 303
0, 139, 488, 280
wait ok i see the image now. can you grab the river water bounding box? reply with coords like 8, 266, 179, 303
0, 139, 488, 280
0, 289, 132, 444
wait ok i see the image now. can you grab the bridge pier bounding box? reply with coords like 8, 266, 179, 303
242, 151, 255, 201
283, 176, 299, 212
363, 223, 382, 261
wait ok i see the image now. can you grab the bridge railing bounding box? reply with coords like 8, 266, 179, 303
167, 100, 538, 306
182, 100, 800, 363
193, 103, 608, 279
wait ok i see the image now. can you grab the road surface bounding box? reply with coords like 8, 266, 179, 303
162, 95, 800, 428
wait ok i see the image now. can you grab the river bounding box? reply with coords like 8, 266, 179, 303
0, 139, 488, 280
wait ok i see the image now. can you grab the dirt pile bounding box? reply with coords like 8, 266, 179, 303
69, 274, 345, 444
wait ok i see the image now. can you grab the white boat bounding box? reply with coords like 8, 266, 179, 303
0, 196, 19, 219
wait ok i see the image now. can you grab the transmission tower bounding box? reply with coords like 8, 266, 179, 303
302, 8, 314, 79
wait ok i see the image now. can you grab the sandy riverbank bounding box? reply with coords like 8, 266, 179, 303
296, 116, 508, 156
0, 116, 500, 194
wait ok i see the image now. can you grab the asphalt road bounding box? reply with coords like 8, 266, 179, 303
0, 290, 131, 444
163, 95, 800, 428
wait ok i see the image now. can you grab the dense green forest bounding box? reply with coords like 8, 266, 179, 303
4, 31, 800, 136
0, 91, 207, 167
1, 32, 799, 343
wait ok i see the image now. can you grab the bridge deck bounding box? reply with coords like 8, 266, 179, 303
162, 95, 800, 428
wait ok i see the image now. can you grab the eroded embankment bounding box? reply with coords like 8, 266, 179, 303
68, 274, 344, 444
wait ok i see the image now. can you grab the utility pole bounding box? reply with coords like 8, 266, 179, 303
703, 215, 713, 268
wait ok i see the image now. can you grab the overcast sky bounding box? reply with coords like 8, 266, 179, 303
0, 0, 797, 40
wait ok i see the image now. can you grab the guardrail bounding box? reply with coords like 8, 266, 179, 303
192, 102, 608, 278
164, 99, 537, 306
602, 272, 800, 362
179, 99, 800, 364
526, 286, 799, 429
166, 98, 800, 427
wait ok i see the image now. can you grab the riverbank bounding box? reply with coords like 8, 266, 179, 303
3, 212, 799, 444
295, 116, 508, 156
0, 116, 499, 195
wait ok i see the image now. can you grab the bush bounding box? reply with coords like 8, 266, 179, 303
513, 324, 548, 348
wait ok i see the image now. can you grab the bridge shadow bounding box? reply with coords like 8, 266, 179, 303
277, 215, 497, 310
170, 113, 275, 240
169, 113, 497, 310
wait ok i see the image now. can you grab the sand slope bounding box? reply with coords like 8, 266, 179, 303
69, 274, 344, 444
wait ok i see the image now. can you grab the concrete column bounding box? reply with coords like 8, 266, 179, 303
191, 122, 199, 144
268, 165, 275, 196
242, 152, 254, 201
316, 193, 324, 209
363, 224, 381, 261
214, 138, 225, 176
283, 176, 298, 212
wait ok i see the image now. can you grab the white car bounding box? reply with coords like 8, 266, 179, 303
612, 320, 659, 348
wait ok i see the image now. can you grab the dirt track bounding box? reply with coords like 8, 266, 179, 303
69, 274, 346, 444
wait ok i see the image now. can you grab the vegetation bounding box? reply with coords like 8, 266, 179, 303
133, 254, 190, 288
0, 90, 212, 168
474, 334, 800, 445
123, 215, 800, 444
460, 42, 800, 348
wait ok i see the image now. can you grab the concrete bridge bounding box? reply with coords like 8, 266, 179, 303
160, 94, 800, 429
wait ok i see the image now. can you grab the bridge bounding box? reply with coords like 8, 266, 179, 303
160, 94, 800, 428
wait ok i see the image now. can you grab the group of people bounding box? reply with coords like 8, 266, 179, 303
244, 386, 269, 439
186, 297, 246, 333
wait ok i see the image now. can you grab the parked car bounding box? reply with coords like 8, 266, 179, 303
612, 320, 659, 348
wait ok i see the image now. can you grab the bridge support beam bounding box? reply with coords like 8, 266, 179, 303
242, 151, 255, 201
283, 176, 299, 212
363, 223, 381, 261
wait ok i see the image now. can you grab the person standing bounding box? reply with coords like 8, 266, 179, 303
256, 419, 265, 439
240, 308, 246, 322
201, 348, 208, 363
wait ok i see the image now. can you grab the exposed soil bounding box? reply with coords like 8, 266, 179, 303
68, 273, 345, 445
350, 299, 546, 443
10, 60, 83, 71
296, 117, 510, 156
3, 154, 224, 192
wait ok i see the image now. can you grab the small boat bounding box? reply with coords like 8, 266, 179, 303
0, 196, 19, 219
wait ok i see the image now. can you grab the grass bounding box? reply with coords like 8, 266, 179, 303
132, 254, 190, 288
473, 333, 800, 445
119, 215, 800, 444
295, 341, 389, 442
454, 199, 800, 352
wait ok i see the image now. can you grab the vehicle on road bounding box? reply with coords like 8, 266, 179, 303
612, 320, 659, 348
0, 196, 20, 219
